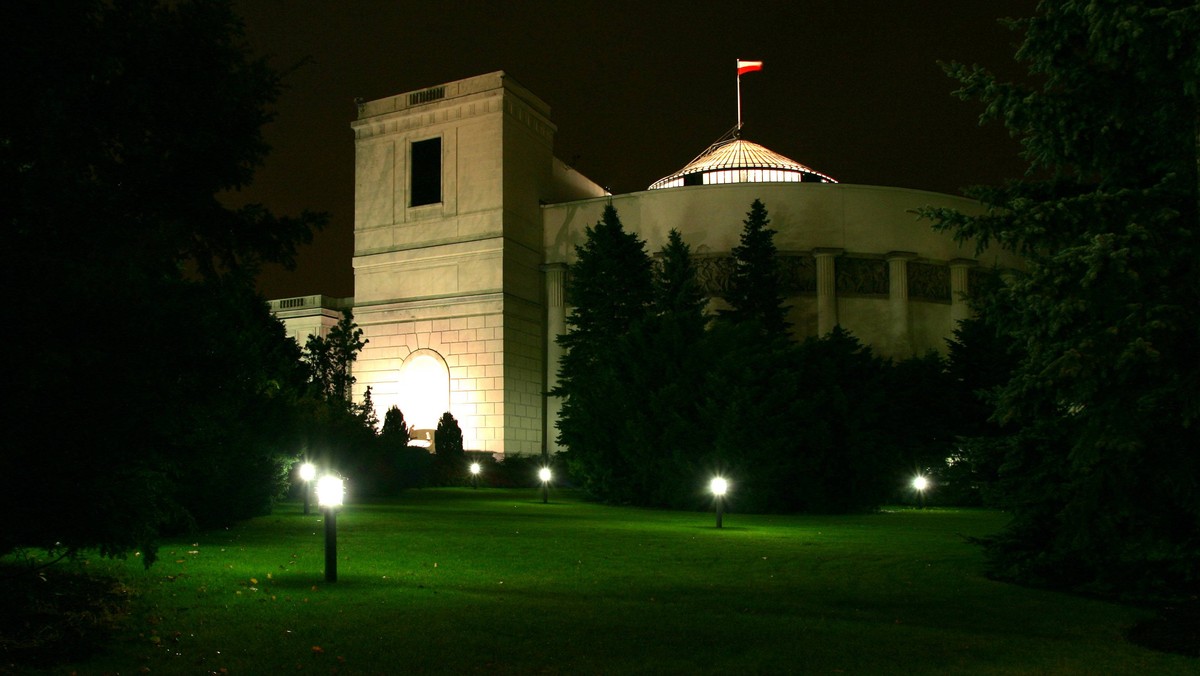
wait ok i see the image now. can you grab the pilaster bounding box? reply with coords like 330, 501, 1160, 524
887, 251, 917, 358
813, 248, 843, 335
949, 258, 977, 326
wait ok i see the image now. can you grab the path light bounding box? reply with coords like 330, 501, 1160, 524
469, 462, 481, 489
538, 467, 552, 504
299, 462, 317, 515
912, 475, 929, 509
710, 477, 729, 528
317, 475, 344, 582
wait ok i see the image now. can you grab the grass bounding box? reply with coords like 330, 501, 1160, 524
6, 488, 1194, 675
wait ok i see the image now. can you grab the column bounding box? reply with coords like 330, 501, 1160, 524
813, 248, 842, 335
541, 263, 568, 455
949, 258, 977, 327
887, 251, 917, 358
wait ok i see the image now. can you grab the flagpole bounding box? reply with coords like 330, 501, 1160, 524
736, 59, 742, 133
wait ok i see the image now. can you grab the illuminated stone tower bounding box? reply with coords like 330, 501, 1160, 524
349, 72, 604, 456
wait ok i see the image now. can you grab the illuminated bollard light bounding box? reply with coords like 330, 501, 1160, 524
299, 462, 316, 515
538, 467, 552, 504
912, 475, 929, 509
317, 475, 344, 582
710, 477, 729, 528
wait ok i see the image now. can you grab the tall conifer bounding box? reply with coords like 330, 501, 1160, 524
722, 199, 790, 335
925, 0, 1200, 598
553, 205, 654, 500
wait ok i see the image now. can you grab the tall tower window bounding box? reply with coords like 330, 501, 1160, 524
410, 137, 442, 206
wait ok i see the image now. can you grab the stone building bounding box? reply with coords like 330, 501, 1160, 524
270, 71, 1020, 458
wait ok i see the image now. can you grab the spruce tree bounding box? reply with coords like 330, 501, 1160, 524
654, 228, 709, 336
434, 412, 465, 458
925, 0, 1200, 599
553, 204, 654, 500
381, 406, 412, 446
302, 309, 367, 411
722, 199, 790, 335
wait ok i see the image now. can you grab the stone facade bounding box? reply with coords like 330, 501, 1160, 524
272, 71, 1020, 458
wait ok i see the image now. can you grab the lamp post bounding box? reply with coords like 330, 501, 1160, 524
538, 467, 552, 504
912, 475, 929, 509
299, 462, 316, 515
710, 477, 728, 528
469, 462, 481, 489
316, 475, 344, 582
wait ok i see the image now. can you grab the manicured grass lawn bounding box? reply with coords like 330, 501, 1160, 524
16, 489, 1194, 674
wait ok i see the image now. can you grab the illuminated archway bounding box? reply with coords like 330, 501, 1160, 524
397, 349, 450, 432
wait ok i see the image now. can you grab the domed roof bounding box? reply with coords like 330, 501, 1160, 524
648, 136, 836, 190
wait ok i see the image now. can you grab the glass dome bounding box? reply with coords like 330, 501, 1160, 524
648, 137, 836, 190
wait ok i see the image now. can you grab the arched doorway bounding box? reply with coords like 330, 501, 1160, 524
397, 349, 450, 434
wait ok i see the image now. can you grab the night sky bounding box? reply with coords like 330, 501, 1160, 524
236, 0, 1039, 300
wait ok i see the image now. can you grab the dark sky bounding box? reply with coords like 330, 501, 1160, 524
237, 0, 1039, 300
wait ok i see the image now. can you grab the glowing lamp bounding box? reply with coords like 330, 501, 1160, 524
317, 475, 345, 508
912, 475, 930, 509
538, 467, 552, 504
710, 477, 729, 497
299, 462, 317, 515
316, 475, 344, 583
469, 462, 481, 489
710, 477, 729, 528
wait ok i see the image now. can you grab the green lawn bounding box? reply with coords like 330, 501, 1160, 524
13, 489, 1194, 674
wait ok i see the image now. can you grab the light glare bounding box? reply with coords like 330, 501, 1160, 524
470, 462, 481, 475
317, 475, 345, 507
912, 475, 929, 491
538, 467, 552, 482
299, 462, 316, 482
710, 477, 728, 496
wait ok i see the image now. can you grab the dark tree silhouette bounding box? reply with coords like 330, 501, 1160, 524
2, 0, 325, 564
721, 199, 790, 336
924, 0, 1200, 599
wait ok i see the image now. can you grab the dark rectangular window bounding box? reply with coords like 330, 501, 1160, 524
410, 138, 441, 206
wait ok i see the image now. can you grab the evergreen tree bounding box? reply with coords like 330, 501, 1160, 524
653, 229, 709, 336
381, 406, 412, 446
721, 199, 790, 335
302, 310, 367, 411
2, 0, 324, 563
433, 412, 466, 484
357, 386, 379, 429
557, 204, 654, 362
553, 204, 654, 500
925, 0, 1200, 598
434, 412, 465, 457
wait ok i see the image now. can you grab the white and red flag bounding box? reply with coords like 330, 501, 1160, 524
735, 60, 763, 130
737, 60, 763, 76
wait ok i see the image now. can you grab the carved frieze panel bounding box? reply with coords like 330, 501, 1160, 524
835, 257, 888, 296
779, 255, 816, 294
689, 254, 816, 298
908, 262, 950, 301
693, 256, 737, 296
